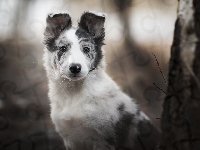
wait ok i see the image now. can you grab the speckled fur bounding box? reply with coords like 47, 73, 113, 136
43, 11, 160, 150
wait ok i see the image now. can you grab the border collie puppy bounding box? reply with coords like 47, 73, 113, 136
43, 11, 160, 150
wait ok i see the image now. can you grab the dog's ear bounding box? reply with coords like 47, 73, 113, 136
44, 13, 72, 38
78, 12, 105, 38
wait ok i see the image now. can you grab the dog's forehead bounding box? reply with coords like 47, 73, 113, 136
55, 28, 78, 44
56, 27, 93, 44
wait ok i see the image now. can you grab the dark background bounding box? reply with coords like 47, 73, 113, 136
0, 0, 177, 149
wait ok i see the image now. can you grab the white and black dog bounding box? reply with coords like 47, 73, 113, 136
43, 11, 160, 150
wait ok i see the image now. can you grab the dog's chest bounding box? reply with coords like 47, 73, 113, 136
50, 96, 118, 139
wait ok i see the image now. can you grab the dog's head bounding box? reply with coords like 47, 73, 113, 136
43, 12, 105, 81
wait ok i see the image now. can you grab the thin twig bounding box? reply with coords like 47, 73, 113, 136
153, 83, 166, 94
152, 53, 168, 86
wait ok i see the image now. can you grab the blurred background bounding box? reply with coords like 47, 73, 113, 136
0, 0, 177, 149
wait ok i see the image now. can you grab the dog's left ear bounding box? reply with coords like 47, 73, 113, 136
44, 13, 72, 39
78, 12, 105, 38
44, 13, 72, 50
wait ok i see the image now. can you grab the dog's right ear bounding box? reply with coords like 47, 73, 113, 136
78, 12, 105, 38
44, 13, 72, 39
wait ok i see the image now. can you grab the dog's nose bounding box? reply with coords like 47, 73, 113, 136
69, 63, 81, 74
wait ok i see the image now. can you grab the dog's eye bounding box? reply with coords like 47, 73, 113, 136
83, 46, 90, 53
60, 46, 67, 52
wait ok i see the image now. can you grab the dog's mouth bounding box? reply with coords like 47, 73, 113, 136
69, 75, 86, 81
61, 73, 86, 81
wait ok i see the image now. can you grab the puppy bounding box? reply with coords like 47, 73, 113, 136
43, 11, 160, 150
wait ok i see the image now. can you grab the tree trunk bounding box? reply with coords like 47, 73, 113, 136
161, 0, 200, 149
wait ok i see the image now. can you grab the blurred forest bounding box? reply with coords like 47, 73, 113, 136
0, 0, 177, 149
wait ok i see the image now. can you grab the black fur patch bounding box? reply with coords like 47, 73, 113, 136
76, 12, 105, 70
44, 37, 56, 52
75, 28, 91, 39
75, 28, 103, 70
118, 103, 125, 112
57, 50, 64, 61
137, 120, 154, 138
105, 136, 115, 146
115, 111, 134, 147
104, 105, 134, 148
54, 58, 56, 65
133, 119, 160, 150
44, 13, 72, 52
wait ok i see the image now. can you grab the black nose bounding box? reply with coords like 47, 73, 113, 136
69, 63, 81, 74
